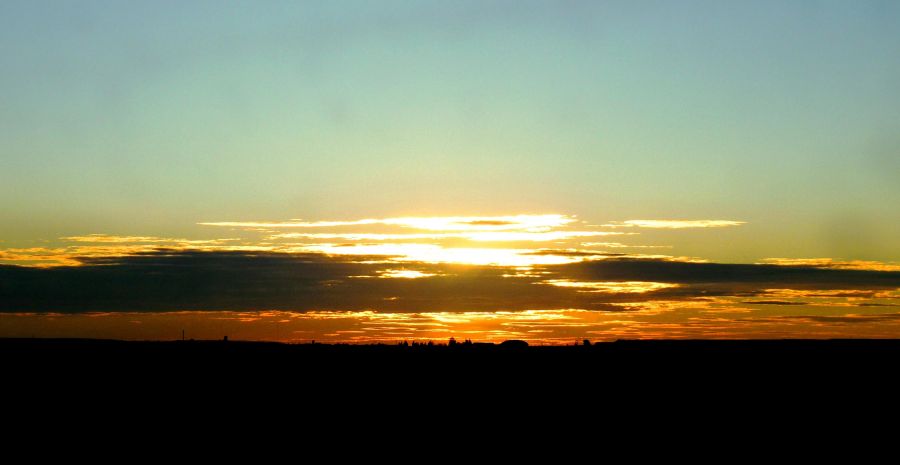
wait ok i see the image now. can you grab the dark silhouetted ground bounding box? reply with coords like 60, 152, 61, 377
6, 338, 900, 423
6, 337, 900, 383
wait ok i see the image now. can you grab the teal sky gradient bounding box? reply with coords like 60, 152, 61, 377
2, 1, 899, 262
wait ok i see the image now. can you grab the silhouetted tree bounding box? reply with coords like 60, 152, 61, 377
499, 340, 528, 349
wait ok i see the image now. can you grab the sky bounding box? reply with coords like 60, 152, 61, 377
2, 1, 900, 343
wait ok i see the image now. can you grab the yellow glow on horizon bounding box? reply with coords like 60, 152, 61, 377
1, 213, 721, 268
300, 243, 587, 266
383, 214, 575, 231
271, 232, 450, 241
377, 269, 437, 279
269, 229, 621, 242
8, 302, 900, 344
462, 230, 621, 241
543, 280, 679, 293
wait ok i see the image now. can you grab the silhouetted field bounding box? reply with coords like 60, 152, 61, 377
6, 337, 900, 379
6, 338, 900, 416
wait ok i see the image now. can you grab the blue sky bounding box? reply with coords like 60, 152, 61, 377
3, 1, 900, 342
2, 0, 899, 262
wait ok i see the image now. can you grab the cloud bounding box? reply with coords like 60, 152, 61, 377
374, 269, 438, 279
199, 219, 382, 229
581, 242, 672, 249
0, 242, 281, 267
542, 280, 679, 293
612, 220, 745, 229
740, 300, 809, 306
62, 235, 239, 245
5, 213, 898, 341
0, 250, 608, 313
2, 250, 899, 314
293, 243, 595, 266
195, 213, 625, 251
759, 289, 892, 299
200, 214, 576, 231
759, 258, 900, 272
269, 230, 623, 242
778, 314, 900, 324
552, 258, 900, 290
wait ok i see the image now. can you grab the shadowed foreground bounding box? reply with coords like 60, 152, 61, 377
7, 338, 900, 420
6, 338, 900, 383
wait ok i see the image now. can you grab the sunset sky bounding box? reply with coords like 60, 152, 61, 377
2, 1, 900, 343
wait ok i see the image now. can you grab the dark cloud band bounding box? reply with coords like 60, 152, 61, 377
1, 250, 899, 313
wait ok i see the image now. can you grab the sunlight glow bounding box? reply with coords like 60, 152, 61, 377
270, 230, 620, 242
377, 269, 437, 279
201, 214, 577, 232
300, 243, 589, 266
383, 214, 576, 231
10, 302, 900, 344
462, 230, 620, 241
543, 280, 678, 293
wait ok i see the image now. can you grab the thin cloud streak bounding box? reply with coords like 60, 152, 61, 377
611, 220, 746, 229
271, 230, 624, 242
295, 243, 597, 266
200, 214, 577, 231
542, 280, 679, 293
759, 258, 900, 272
63, 235, 240, 245
581, 242, 672, 249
